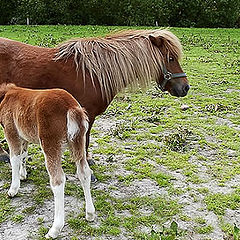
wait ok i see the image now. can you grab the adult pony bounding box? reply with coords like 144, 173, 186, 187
0, 29, 189, 163
0, 83, 95, 239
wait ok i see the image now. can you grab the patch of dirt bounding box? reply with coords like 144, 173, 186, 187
216, 117, 240, 131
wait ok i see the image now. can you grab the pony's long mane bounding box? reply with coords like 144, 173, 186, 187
55, 29, 182, 102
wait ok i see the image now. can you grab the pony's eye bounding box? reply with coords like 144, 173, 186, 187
169, 57, 174, 62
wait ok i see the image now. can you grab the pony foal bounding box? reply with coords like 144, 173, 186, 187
0, 83, 95, 238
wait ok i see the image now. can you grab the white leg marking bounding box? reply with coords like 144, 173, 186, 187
19, 152, 28, 180
77, 163, 95, 221
45, 174, 66, 239
8, 155, 21, 197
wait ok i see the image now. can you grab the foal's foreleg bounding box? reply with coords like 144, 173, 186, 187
8, 154, 22, 197
19, 141, 28, 180
76, 159, 95, 221
5, 132, 22, 197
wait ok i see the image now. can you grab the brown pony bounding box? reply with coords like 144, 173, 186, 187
0, 83, 95, 239
0, 29, 189, 164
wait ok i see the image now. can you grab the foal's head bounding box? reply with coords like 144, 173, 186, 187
149, 35, 190, 97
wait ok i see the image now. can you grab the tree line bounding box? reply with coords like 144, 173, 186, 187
1, 0, 240, 27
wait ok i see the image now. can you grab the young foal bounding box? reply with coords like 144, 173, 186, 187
0, 84, 95, 238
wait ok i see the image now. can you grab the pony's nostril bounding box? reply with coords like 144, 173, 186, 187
184, 85, 190, 93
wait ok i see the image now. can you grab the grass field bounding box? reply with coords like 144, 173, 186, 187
0, 25, 239, 240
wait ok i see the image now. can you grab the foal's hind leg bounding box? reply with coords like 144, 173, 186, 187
42, 145, 66, 239
19, 141, 28, 180
76, 159, 95, 221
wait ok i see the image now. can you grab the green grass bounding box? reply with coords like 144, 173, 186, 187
205, 189, 240, 215
0, 192, 13, 224
0, 25, 239, 239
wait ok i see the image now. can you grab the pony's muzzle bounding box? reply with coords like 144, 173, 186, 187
170, 81, 190, 97
178, 83, 190, 97
183, 84, 190, 95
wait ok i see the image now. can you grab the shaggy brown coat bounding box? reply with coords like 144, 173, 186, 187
0, 83, 95, 239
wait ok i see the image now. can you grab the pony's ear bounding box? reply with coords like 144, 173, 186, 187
149, 35, 164, 48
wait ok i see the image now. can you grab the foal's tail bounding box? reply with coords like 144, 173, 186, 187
67, 106, 89, 162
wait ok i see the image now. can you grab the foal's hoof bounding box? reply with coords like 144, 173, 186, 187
45, 227, 60, 239
91, 174, 97, 184
20, 167, 27, 180
87, 159, 95, 166
8, 188, 18, 198
86, 212, 96, 222
0, 153, 10, 163
20, 173, 27, 181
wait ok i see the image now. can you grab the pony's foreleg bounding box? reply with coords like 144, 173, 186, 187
44, 153, 66, 239
76, 159, 95, 221
85, 118, 97, 183
86, 117, 95, 166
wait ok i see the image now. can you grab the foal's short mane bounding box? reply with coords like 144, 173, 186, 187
55, 29, 183, 102
0, 83, 16, 103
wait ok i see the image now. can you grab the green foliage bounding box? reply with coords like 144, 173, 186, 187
195, 225, 214, 234
163, 127, 192, 152
140, 221, 183, 239
234, 224, 240, 240
0, 0, 16, 24
11, 214, 24, 223
1, 0, 239, 27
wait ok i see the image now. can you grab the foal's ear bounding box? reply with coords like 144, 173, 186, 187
149, 35, 164, 48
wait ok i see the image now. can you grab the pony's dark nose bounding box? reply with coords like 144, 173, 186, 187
183, 84, 190, 94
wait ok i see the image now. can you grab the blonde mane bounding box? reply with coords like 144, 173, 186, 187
55, 29, 183, 102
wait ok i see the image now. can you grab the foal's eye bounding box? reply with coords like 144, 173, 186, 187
169, 57, 174, 62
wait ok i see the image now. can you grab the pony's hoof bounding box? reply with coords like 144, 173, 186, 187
45, 227, 60, 239
87, 159, 95, 166
91, 174, 97, 184
86, 212, 95, 222
0, 153, 10, 163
